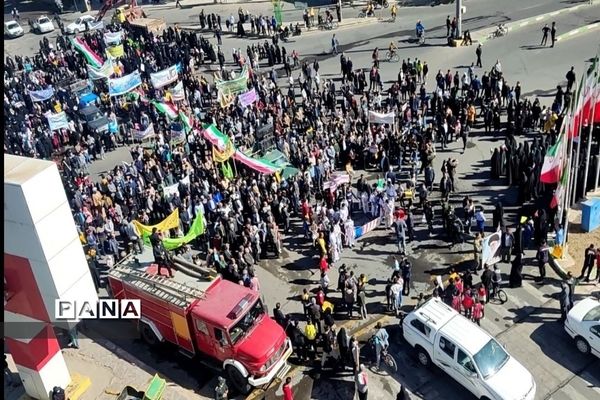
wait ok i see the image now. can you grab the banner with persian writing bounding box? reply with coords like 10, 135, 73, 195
150, 64, 182, 89
132, 123, 155, 140
238, 88, 257, 107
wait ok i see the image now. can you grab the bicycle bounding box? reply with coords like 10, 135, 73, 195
318, 21, 338, 30
385, 51, 400, 62
487, 25, 508, 40
488, 285, 508, 304
368, 336, 398, 373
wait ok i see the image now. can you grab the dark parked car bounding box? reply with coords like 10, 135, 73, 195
79, 105, 109, 133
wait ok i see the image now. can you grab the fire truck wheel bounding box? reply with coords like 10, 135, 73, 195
226, 365, 252, 395
140, 323, 159, 347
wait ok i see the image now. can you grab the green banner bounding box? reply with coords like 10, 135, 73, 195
162, 212, 205, 250
216, 66, 249, 96
273, 0, 283, 27
142, 212, 205, 250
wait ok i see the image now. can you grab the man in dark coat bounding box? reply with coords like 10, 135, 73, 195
480, 264, 494, 303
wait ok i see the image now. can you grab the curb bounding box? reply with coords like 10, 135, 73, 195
178, 17, 375, 34
474, 2, 591, 45
555, 22, 600, 42
549, 255, 569, 280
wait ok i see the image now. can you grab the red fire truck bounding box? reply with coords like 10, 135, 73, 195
107, 259, 292, 394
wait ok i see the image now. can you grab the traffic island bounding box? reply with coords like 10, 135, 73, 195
469, 1, 594, 45
555, 22, 600, 43
178, 16, 377, 35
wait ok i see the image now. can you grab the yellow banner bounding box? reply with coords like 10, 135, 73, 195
106, 44, 124, 58
212, 141, 235, 163
218, 90, 235, 108
133, 208, 180, 240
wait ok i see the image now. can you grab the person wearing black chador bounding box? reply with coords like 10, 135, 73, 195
491, 148, 500, 179
509, 253, 524, 288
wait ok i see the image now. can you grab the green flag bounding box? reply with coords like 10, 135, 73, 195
221, 162, 234, 180
273, 0, 283, 27
161, 213, 206, 251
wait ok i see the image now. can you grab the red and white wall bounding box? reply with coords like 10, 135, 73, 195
4, 155, 98, 399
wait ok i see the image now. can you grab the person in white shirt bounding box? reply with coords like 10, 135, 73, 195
355, 364, 369, 400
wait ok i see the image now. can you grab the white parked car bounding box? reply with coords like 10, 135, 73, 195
31, 16, 55, 34
403, 298, 536, 400
65, 15, 103, 34
564, 297, 600, 357
4, 20, 24, 38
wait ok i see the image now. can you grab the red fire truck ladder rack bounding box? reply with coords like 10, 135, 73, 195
109, 265, 206, 308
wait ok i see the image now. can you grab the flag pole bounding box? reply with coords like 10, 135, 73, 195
570, 61, 594, 207
563, 62, 590, 242
595, 148, 600, 193
582, 58, 599, 198
562, 113, 574, 230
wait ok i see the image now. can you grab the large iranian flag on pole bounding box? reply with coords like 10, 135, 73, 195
540, 133, 566, 183
569, 58, 598, 138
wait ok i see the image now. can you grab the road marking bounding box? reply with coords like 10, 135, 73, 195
555, 22, 599, 42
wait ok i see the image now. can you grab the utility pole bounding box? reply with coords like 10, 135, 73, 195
456, 0, 462, 39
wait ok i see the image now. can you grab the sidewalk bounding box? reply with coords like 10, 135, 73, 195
4, 331, 201, 400
550, 193, 600, 292
178, 16, 378, 36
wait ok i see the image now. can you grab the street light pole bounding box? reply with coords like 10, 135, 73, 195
456, 0, 462, 39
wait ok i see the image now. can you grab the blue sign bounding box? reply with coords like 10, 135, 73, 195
29, 86, 55, 102
108, 71, 142, 97
582, 199, 600, 232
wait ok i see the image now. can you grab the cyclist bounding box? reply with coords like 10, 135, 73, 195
495, 23, 508, 37
416, 20, 425, 42
390, 3, 398, 21
362, 1, 375, 17
491, 264, 502, 298
373, 322, 389, 370
388, 41, 398, 59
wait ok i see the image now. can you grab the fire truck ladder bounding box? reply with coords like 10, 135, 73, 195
110, 265, 206, 308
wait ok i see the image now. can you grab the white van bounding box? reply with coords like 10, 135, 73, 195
403, 297, 536, 400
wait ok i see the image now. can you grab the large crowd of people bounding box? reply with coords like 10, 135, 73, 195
4, 5, 589, 294
4, 7, 599, 398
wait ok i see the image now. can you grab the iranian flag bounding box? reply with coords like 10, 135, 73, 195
569, 58, 598, 138
152, 101, 178, 119
202, 124, 231, 150
550, 167, 568, 209
540, 134, 566, 184
71, 38, 104, 69
179, 111, 193, 133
